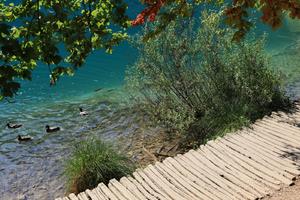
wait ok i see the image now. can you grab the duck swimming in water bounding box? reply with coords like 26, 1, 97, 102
45, 125, 60, 133
17, 135, 33, 142
7, 122, 22, 129
79, 107, 88, 116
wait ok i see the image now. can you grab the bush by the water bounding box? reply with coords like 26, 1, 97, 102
126, 10, 291, 147
64, 138, 135, 194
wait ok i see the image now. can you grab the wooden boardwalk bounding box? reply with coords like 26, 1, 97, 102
56, 108, 300, 200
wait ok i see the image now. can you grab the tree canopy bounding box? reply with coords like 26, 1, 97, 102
0, 0, 299, 100
0, 0, 128, 100
132, 0, 300, 40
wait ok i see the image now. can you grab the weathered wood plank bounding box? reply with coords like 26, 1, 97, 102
68, 194, 79, 200
129, 172, 170, 199
198, 147, 266, 197
77, 193, 89, 200
143, 166, 189, 200
164, 157, 232, 200
217, 138, 288, 185
202, 144, 270, 196
221, 137, 294, 184
85, 189, 101, 200
184, 151, 256, 200
109, 179, 139, 200
235, 132, 297, 166
231, 133, 300, 175
133, 170, 171, 200
98, 183, 119, 200
258, 119, 300, 143
254, 121, 300, 144
155, 162, 218, 200
177, 154, 244, 199
206, 141, 277, 191
119, 177, 149, 200
95, 187, 109, 200
210, 140, 281, 188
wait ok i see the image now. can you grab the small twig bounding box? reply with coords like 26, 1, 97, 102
156, 145, 165, 154
167, 143, 178, 153
142, 146, 157, 162
154, 152, 170, 157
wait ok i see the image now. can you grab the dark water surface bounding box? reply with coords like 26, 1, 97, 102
1, 11, 300, 200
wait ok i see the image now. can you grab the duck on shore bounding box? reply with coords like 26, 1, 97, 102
45, 125, 60, 133
7, 122, 22, 129
17, 135, 33, 142
79, 107, 88, 116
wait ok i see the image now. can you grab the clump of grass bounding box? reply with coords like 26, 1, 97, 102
126, 10, 291, 148
64, 138, 135, 194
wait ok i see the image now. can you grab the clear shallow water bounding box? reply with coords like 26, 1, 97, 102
1, 13, 300, 200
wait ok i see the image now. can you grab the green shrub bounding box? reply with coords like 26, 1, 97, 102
64, 138, 135, 194
126, 10, 291, 146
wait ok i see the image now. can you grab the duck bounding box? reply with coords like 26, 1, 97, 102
45, 125, 60, 133
79, 107, 88, 116
17, 135, 33, 142
7, 122, 22, 129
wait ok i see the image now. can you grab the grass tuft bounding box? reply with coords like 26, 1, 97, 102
64, 138, 135, 194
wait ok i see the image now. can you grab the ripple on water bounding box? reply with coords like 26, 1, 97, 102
0, 88, 140, 200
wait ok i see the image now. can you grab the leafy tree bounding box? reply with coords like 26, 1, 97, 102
0, 0, 129, 100
132, 0, 300, 40
126, 11, 290, 146
1, 0, 299, 100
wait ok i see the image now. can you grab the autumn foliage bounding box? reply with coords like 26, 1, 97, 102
132, 0, 300, 40
225, 0, 300, 40
131, 0, 166, 26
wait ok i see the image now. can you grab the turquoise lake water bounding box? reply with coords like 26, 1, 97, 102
1, 5, 300, 200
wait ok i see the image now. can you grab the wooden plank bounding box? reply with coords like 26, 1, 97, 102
91, 188, 106, 200
98, 183, 119, 200
255, 120, 300, 143
95, 187, 110, 200
119, 177, 149, 200
86, 189, 101, 200
126, 176, 158, 200
251, 126, 300, 151
232, 133, 300, 175
132, 172, 167, 199
108, 181, 128, 200
236, 132, 298, 168
206, 141, 278, 191
185, 151, 257, 200
177, 154, 244, 199
143, 166, 189, 200
199, 146, 267, 197
148, 164, 197, 199
221, 137, 294, 185
77, 192, 89, 200
164, 157, 233, 200
133, 171, 171, 200
68, 194, 79, 200
254, 120, 300, 142
109, 179, 139, 200
210, 140, 281, 187
152, 163, 201, 200
159, 162, 215, 200
245, 129, 296, 155
202, 144, 271, 195
257, 119, 300, 143
218, 138, 291, 185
